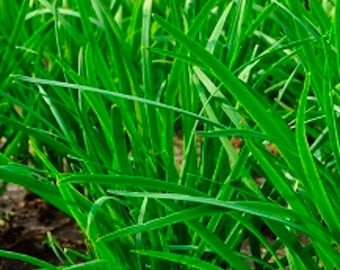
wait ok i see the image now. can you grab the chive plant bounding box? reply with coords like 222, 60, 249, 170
0, 0, 340, 269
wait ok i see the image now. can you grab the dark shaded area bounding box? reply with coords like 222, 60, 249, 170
0, 184, 85, 270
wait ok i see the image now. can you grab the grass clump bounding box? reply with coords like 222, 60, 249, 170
0, 0, 340, 269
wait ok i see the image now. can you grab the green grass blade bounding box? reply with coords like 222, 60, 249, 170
0, 249, 58, 269
296, 74, 340, 239
133, 250, 223, 270
97, 205, 226, 243
12, 75, 225, 128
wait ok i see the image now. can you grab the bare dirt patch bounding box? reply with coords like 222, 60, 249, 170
0, 184, 85, 270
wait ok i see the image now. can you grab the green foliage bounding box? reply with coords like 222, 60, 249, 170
0, 0, 339, 269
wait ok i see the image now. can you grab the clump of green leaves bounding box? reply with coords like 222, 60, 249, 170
0, 0, 339, 269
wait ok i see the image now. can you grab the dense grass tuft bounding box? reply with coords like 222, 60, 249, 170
1, 0, 340, 269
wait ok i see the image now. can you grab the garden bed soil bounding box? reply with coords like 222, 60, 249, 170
0, 184, 85, 270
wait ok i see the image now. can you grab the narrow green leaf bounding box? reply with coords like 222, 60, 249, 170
12, 75, 225, 128
296, 74, 340, 238
133, 250, 223, 270
0, 249, 57, 269
97, 205, 226, 243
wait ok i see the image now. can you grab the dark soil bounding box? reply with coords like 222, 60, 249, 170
0, 184, 85, 270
